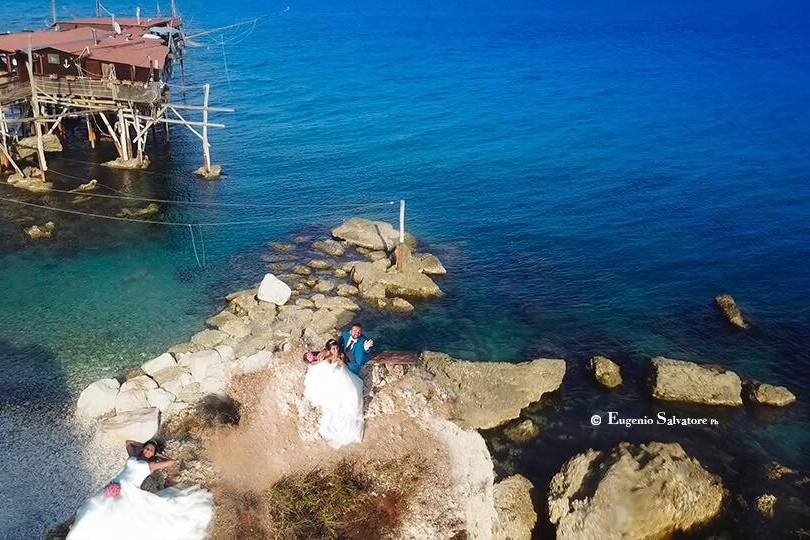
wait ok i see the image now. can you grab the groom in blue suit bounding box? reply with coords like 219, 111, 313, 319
340, 323, 374, 375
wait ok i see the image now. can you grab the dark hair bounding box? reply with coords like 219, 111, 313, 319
351, 323, 363, 329
325, 339, 338, 349
139, 439, 162, 460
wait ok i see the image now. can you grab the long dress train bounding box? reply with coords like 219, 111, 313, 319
67, 457, 214, 539
303, 360, 365, 448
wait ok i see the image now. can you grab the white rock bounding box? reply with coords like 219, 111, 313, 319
97, 407, 160, 446
164, 401, 191, 418
177, 350, 227, 383
147, 388, 176, 413
120, 374, 158, 392
141, 352, 176, 376
152, 366, 193, 395
115, 389, 150, 413
76, 378, 120, 419
235, 350, 274, 375
199, 376, 228, 395
257, 273, 292, 305
215, 345, 235, 364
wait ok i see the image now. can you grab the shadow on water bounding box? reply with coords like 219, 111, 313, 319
0, 340, 96, 540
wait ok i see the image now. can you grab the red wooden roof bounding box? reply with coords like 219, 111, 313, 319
87, 39, 171, 70
0, 28, 104, 54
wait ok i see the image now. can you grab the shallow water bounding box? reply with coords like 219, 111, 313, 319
2, 0, 810, 537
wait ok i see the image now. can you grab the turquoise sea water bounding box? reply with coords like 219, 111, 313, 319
1, 0, 810, 537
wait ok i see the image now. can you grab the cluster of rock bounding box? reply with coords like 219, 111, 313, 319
715, 293, 749, 329
75, 217, 448, 446
101, 156, 151, 170
25, 221, 56, 240
584, 354, 796, 408
651, 356, 796, 407
7, 166, 53, 192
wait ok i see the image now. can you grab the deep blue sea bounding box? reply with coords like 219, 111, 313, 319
1, 1, 809, 537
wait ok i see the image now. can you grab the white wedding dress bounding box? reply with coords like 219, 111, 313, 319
67, 457, 214, 539
304, 360, 365, 448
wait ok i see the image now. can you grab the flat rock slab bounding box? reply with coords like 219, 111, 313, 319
331, 218, 415, 252
98, 407, 160, 446
141, 352, 176, 376
257, 273, 292, 305
548, 442, 726, 540
745, 381, 796, 407
374, 351, 421, 366
76, 378, 120, 419
651, 357, 743, 406
421, 351, 566, 430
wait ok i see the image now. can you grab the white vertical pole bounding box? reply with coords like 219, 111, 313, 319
136, 7, 141, 25
399, 199, 405, 244
202, 83, 211, 172
118, 108, 129, 161
51, 0, 57, 26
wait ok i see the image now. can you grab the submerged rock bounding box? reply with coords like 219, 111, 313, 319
493, 475, 536, 540
756, 494, 777, 518
313, 239, 347, 257
650, 357, 743, 406
548, 442, 726, 539
744, 381, 796, 407
70, 179, 98, 192
8, 168, 53, 192
307, 259, 333, 270
117, 203, 161, 218
715, 294, 749, 329
503, 419, 540, 443
102, 156, 150, 170
270, 243, 295, 254
331, 217, 415, 252
588, 355, 622, 388
25, 221, 56, 240
194, 164, 223, 179
421, 351, 565, 429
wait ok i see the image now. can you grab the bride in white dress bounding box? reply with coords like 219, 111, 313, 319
67, 440, 214, 539
303, 339, 365, 448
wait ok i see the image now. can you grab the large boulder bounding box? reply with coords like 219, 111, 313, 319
313, 239, 347, 257
257, 273, 292, 305
650, 357, 743, 406
177, 350, 228, 385
114, 389, 150, 413
233, 350, 274, 375
331, 218, 415, 252
588, 355, 622, 388
15, 133, 62, 159
97, 407, 160, 446
151, 366, 193, 396
76, 378, 120, 419
744, 381, 796, 407
141, 352, 176, 376
146, 387, 176, 413
120, 374, 158, 392
715, 294, 748, 329
493, 475, 537, 540
421, 351, 566, 429
206, 309, 250, 339
548, 442, 726, 539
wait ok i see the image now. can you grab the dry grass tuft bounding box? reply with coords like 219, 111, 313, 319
212, 457, 429, 540
161, 395, 241, 441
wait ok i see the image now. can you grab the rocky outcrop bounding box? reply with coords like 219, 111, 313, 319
194, 165, 223, 179
744, 381, 796, 407
70, 179, 98, 192
102, 156, 151, 169
421, 351, 565, 429
25, 221, 56, 240
331, 217, 415, 252
588, 355, 622, 388
313, 239, 347, 257
493, 475, 537, 540
715, 294, 748, 329
650, 357, 743, 406
548, 442, 726, 539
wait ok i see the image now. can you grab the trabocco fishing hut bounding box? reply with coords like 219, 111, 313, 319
0, 11, 231, 181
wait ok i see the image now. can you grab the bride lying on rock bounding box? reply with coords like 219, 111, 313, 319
304, 338, 365, 449
67, 439, 214, 539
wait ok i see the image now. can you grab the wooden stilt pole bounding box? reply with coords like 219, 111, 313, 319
202, 83, 211, 173
26, 45, 48, 177
86, 115, 96, 149
99, 111, 123, 158
117, 108, 130, 161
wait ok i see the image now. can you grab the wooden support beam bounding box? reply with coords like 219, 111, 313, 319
98, 111, 124, 158
26, 46, 48, 174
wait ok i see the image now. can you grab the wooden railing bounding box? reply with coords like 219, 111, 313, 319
0, 76, 163, 105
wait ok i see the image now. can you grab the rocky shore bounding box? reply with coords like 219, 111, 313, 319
62, 218, 803, 539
